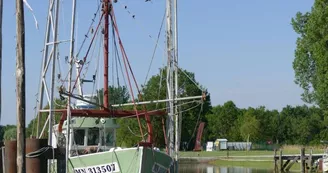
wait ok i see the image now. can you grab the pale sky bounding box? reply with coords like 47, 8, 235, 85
0, 0, 314, 125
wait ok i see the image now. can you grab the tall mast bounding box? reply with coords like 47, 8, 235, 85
66, 0, 77, 171
166, 0, 175, 157
103, 0, 109, 108
173, 0, 179, 162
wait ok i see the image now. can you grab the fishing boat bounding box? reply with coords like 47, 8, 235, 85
33, 0, 205, 172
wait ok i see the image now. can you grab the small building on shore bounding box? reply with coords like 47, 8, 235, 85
214, 138, 228, 150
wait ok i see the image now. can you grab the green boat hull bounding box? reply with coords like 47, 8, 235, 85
66, 147, 174, 173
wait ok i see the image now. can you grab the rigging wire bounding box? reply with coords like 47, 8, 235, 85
71, 13, 104, 93
110, 6, 150, 141
186, 102, 204, 149
93, 26, 103, 105
75, 2, 101, 58
143, 9, 166, 86
96, 27, 103, 105
111, 16, 130, 106
117, 0, 205, 93
81, 24, 101, 80
59, 3, 102, 88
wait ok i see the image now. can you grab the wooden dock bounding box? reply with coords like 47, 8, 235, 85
274, 148, 323, 173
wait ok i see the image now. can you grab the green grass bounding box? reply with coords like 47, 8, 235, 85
209, 159, 302, 171
179, 148, 324, 172
179, 148, 324, 158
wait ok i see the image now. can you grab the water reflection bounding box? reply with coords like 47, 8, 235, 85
178, 163, 273, 173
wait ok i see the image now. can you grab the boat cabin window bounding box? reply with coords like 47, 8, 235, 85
74, 129, 85, 145
101, 129, 114, 146
88, 128, 99, 145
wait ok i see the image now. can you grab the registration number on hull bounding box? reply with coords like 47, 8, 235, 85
74, 162, 120, 173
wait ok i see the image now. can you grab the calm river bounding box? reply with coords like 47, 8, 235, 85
178, 163, 273, 173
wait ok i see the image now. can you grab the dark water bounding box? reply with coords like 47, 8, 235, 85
178, 163, 274, 173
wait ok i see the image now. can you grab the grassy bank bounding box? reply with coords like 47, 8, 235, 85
208, 159, 302, 171
179, 146, 324, 158
178, 146, 324, 171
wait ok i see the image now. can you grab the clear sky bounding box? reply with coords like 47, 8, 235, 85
0, 0, 314, 125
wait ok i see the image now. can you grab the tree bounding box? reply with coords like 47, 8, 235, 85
141, 67, 211, 150
0, 125, 16, 141
239, 111, 260, 142
3, 126, 16, 140
96, 86, 130, 105
26, 98, 66, 138
291, 0, 328, 109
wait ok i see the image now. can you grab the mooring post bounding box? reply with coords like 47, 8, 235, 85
274, 149, 277, 171
309, 148, 313, 172
279, 149, 283, 172
0, 147, 6, 173
300, 148, 305, 173
0, 0, 3, 122
0, 147, 3, 173
15, 0, 26, 172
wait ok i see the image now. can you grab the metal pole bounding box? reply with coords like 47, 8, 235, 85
111, 95, 203, 107
166, 0, 174, 157
103, 0, 109, 108
15, 0, 26, 172
66, 0, 77, 171
36, 0, 52, 137
48, 0, 60, 172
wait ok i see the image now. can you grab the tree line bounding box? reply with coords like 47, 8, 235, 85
1, 68, 328, 150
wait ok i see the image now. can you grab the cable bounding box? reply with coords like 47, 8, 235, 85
186, 102, 204, 149
143, 9, 166, 86
75, 2, 101, 58
26, 146, 53, 158
118, 0, 205, 94
71, 14, 104, 93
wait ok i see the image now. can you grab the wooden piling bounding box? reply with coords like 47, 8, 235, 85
15, 0, 26, 172
309, 148, 313, 172
274, 149, 277, 171
0, 148, 3, 173
0, 0, 3, 121
300, 148, 305, 173
279, 149, 283, 171
274, 148, 323, 172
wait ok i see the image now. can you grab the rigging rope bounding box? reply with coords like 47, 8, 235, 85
187, 102, 204, 149
71, 13, 104, 93
143, 9, 166, 86
110, 5, 151, 141
59, 3, 102, 89
75, 2, 101, 58
81, 24, 101, 80
117, 0, 205, 93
